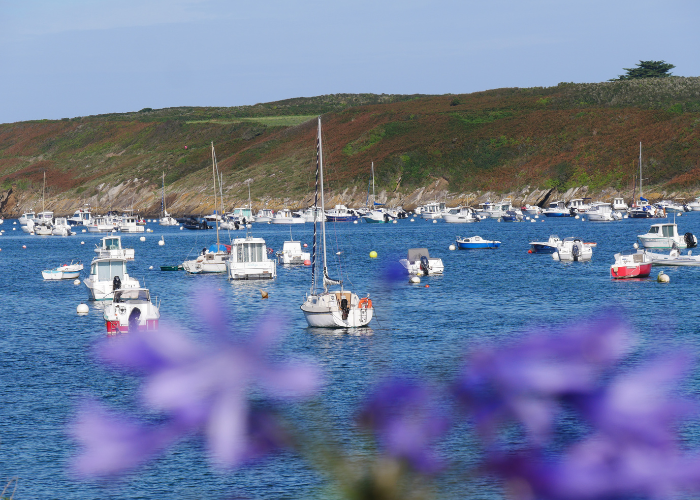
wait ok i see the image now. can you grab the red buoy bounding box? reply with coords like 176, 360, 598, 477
304, 259, 311, 266
528, 249, 533, 254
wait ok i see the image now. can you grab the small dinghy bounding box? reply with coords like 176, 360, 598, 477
529, 235, 561, 254
456, 236, 501, 249
277, 240, 310, 265
103, 288, 160, 334
42, 261, 83, 280
160, 265, 184, 271
643, 247, 700, 267
552, 237, 593, 262
399, 248, 444, 275
610, 252, 652, 278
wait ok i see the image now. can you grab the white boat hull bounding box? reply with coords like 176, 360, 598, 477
159, 217, 179, 226
443, 214, 477, 223
84, 277, 140, 301
301, 292, 373, 328
271, 218, 305, 224
227, 261, 277, 280
182, 260, 227, 274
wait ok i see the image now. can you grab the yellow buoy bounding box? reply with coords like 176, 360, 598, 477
260, 289, 269, 299
369, 251, 378, 258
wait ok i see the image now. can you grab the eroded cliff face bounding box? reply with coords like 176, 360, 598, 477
0, 180, 692, 218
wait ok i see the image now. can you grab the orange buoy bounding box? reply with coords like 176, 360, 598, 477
303, 259, 311, 266
425, 284, 429, 288
528, 249, 532, 253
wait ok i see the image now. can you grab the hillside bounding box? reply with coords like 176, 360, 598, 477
1, 78, 700, 216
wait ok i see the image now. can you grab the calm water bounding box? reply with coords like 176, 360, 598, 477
2, 214, 700, 499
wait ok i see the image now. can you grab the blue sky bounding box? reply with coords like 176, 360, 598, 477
1, 0, 698, 123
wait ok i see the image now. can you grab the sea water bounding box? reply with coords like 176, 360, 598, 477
2, 215, 700, 499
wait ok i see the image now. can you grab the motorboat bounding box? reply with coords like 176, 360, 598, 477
277, 240, 310, 265
482, 200, 512, 219
543, 200, 572, 217
52, 217, 74, 236
419, 202, 447, 220
220, 214, 245, 230
182, 217, 211, 230
501, 210, 523, 222
637, 223, 696, 249
33, 220, 53, 236
184, 243, 231, 274
254, 209, 274, 223
443, 206, 479, 223
399, 248, 444, 275
84, 257, 140, 300
642, 248, 700, 266
19, 212, 36, 226
521, 204, 542, 217
552, 238, 593, 262
299, 206, 326, 223
119, 215, 145, 233
300, 117, 373, 328
21, 219, 35, 234
203, 212, 222, 222
42, 261, 83, 280
104, 288, 160, 334
87, 216, 118, 233
567, 198, 591, 213
229, 207, 253, 224
610, 252, 652, 279
271, 209, 305, 224
656, 200, 688, 214
612, 198, 629, 211
688, 197, 700, 212
586, 203, 622, 222
94, 235, 135, 260
628, 197, 659, 218
68, 206, 92, 226
326, 205, 360, 222
529, 235, 562, 254
456, 236, 501, 249
35, 211, 54, 226
226, 235, 277, 280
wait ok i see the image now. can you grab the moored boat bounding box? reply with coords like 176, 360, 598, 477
637, 223, 696, 250
277, 241, 310, 265
443, 206, 479, 223
456, 235, 501, 249
399, 248, 444, 275
94, 235, 135, 260
103, 288, 160, 334
529, 235, 561, 254
552, 237, 593, 262
42, 261, 83, 280
226, 235, 277, 280
84, 257, 140, 300
610, 252, 652, 278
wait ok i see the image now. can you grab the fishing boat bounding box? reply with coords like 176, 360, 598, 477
529, 235, 562, 254
254, 209, 274, 223
420, 201, 447, 220
552, 238, 593, 262
543, 200, 572, 217
610, 252, 652, 278
84, 257, 140, 300
68, 206, 92, 226
326, 205, 360, 222
277, 240, 310, 265
182, 217, 211, 230
443, 206, 479, 223
42, 261, 83, 280
521, 204, 542, 216
586, 203, 621, 222
52, 217, 74, 236
501, 210, 522, 222
19, 212, 36, 226
299, 206, 326, 223
567, 198, 591, 213
94, 235, 135, 260
271, 209, 305, 224
456, 235, 501, 249
159, 172, 178, 226
399, 248, 444, 275
612, 198, 629, 211
119, 213, 144, 233
226, 235, 277, 280
637, 223, 696, 249
103, 288, 160, 334
300, 117, 373, 328
182, 144, 231, 274
87, 216, 117, 233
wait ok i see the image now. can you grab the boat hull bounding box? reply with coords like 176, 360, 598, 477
610, 263, 652, 279
529, 244, 557, 254
457, 241, 500, 249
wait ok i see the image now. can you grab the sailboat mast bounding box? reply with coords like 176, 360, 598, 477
639, 142, 643, 199
371, 161, 375, 207
161, 171, 166, 217
42, 171, 45, 213
318, 117, 329, 291
211, 142, 220, 246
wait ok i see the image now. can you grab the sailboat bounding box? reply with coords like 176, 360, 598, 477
628, 142, 657, 219
362, 162, 392, 223
159, 172, 178, 226
182, 143, 231, 274
34, 172, 54, 235
300, 117, 374, 328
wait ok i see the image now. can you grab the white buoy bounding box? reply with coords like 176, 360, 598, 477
449, 244, 456, 251
541, 219, 545, 222
432, 219, 437, 224
139, 236, 146, 242
81, 241, 84, 245
180, 226, 184, 230
497, 218, 502, 222
581, 217, 585, 221
393, 220, 397, 224
410, 218, 414, 222
336, 251, 342, 255
624, 215, 628, 219
77, 303, 89, 315
633, 243, 639, 249
658, 271, 670, 283
575, 215, 579, 219
409, 276, 421, 284
534, 215, 539, 219
82, 229, 86, 232
13, 221, 16, 225
13, 228, 16, 230
158, 237, 165, 246
525, 216, 530, 220
530, 219, 536, 223
73, 279, 80, 285
149, 265, 153, 270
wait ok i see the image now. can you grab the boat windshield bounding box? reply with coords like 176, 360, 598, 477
114, 289, 150, 303
94, 260, 125, 280
662, 225, 675, 237
237, 242, 265, 262
649, 226, 659, 234
104, 238, 120, 250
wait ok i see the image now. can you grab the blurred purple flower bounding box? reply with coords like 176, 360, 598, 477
72, 290, 322, 477
453, 312, 630, 443
358, 377, 450, 474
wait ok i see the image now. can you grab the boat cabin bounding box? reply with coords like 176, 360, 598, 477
231, 207, 253, 220
114, 288, 151, 304
646, 224, 679, 238
548, 201, 567, 210
90, 259, 127, 282
422, 202, 446, 214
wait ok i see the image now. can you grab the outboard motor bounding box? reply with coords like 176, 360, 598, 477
234, 221, 240, 230
340, 298, 349, 320
383, 213, 389, 222
571, 242, 581, 262
242, 217, 247, 225
420, 255, 430, 275
128, 308, 141, 332
685, 232, 697, 249
200, 220, 208, 229
112, 275, 121, 290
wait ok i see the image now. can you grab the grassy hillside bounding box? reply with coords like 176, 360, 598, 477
1, 78, 699, 215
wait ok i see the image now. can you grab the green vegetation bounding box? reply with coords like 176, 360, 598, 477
612, 60, 675, 81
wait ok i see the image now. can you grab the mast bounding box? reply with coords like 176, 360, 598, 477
639, 142, 643, 200
161, 171, 165, 217
318, 117, 329, 292
371, 162, 375, 207
42, 171, 45, 213
211, 142, 220, 247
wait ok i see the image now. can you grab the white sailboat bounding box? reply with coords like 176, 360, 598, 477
300, 117, 374, 328
362, 162, 393, 223
159, 172, 178, 226
182, 143, 230, 274
34, 172, 53, 235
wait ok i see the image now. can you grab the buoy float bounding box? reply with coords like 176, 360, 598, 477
449, 244, 456, 251
410, 218, 414, 222
497, 218, 502, 222
528, 249, 533, 253
13, 228, 16, 230
541, 219, 545, 222
73, 279, 80, 285
158, 237, 165, 246
534, 215, 539, 219
303, 259, 311, 266
432, 220, 437, 224
369, 251, 377, 258
260, 289, 269, 299
353, 220, 358, 224
22, 245, 26, 249
180, 226, 184, 230
575, 215, 579, 219
13, 222, 16, 225
303, 243, 308, 247
409, 276, 421, 284
149, 265, 153, 270
658, 271, 670, 283
80, 241, 85, 245
530, 219, 536, 223
393, 220, 397, 224
425, 284, 429, 288
139, 236, 146, 242
77, 303, 89, 315
336, 251, 342, 255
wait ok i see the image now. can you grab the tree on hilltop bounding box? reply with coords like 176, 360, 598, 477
611, 60, 675, 81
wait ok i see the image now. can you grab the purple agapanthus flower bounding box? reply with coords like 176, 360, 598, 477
453, 312, 630, 443
358, 377, 450, 474
71, 290, 322, 477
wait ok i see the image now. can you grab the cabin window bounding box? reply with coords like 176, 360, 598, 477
649, 227, 659, 234
91, 264, 96, 275
97, 261, 124, 281
663, 226, 674, 237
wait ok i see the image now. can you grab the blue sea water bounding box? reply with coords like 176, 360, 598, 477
2, 214, 700, 499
